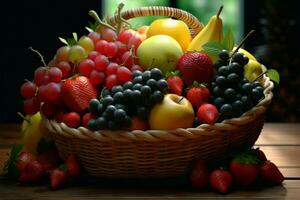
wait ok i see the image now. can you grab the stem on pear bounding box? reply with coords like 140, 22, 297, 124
216, 5, 224, 18
28, 47, 47, 67
17, 112, 31, 124
231, 30, 255, 56
89, 10, 116, 31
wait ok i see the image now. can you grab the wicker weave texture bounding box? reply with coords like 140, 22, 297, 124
44, 75, 273, 178
106, 6, 204, 37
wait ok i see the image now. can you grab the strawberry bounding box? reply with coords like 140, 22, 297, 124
186, 83, 210, 110
64, 154, 81, 178
197, 103, 219, 124
189, 160, 209, 189
229, 151, 259, 187
61, 76, 97, 113
50, 167, 68, 190
18, 160, 44, 183
210, 168, 233, 194
177, 52, 213, 86
82, 113, 94, 128
255, 148, 267, 161
15, 151, 37, 172
62, 112, 81, 128
38, 149, 61, 172
166, 71, 184, 96
260, 160, 284, 184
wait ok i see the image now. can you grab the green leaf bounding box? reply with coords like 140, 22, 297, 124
58, 37, 69, 46
85, 27, 94, 33
88, 21, 98, 31
72, 32, 78, 42
3, 144, 23, 178
261, 65, 267, 73
266, 69, 280, 84
66, 37, 77, 46
202, 41, 224, 57
221, 27, 235, 51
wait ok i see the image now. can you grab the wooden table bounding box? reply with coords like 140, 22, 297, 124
0, 123, 299, 199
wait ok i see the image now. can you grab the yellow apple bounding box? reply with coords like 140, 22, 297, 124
149, 94, 195, 130
147, 18, 191, 51
137, 35, 183, 74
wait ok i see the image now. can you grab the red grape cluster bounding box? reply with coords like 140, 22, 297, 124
20, 26, 146, 129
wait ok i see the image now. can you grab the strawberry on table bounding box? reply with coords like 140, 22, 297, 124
50, 166, 68, 190
64, 154, 81, 178
210, 168, 233, 194
260, 160, 284, 184
61, 76, 97, 113
166, 70, 184, 96
229, 151, 259, 187
255, 148, 267, 162
18, 160, 44, 183
189, 160, 209, 189
15, 151, 37, 172
186, 82, 211, 110
38, 149, 61, 172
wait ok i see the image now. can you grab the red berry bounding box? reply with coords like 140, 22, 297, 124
55, 112, 64, 123
50, 168, 68, 190
95, 40, 108, 54
115, 41, 128, 57
57, 61, 71, 79
20, 81, 37, 98
117, 30, 134, 44
88, 32, 101, 44
15, 151, 37, 172
82, 113, 94, 128
62, 112, 81, 128
104, 42, 118, 58
190, 160, 209, 189
87, 51, 99, 61
78, 59, 95, 77
260, 161, 284, 184
89, 70, 105, 85
48, 67, 63, 83
94, 55, 109, 71
64, 154, 81, 178
37, 85, 47, 102
45, 82, 61, 101
41, 102, 56, 118
121, 51, 135, 67
209, 169, 233, 194
117, 66, 132, 84
187, 86, 210, 110
130, 64, 144, 72
23, 98, 40, 115
100, 27, 117, 42
128, 34, 142, 54
105, 74, 118, 90
197, 103, 219, 124
34, 67, 47, 86
18, 160, 44, 183
106, 62, 119, 76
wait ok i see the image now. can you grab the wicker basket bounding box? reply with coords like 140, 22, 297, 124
43, 6, 274, 178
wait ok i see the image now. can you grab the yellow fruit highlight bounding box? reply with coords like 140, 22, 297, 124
187, 8, 223, 52
244, 60, 264, 84
21, 112, 50, 154
147, 18, 191, 52
234, 47, 257, 61
149, 94, 194, 130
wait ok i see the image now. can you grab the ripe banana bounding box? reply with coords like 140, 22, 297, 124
187, 6, 223, 52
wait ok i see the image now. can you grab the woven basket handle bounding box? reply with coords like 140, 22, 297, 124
106, 6, 204, 37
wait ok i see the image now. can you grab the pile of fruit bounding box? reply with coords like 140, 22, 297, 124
6, 4, 281, 192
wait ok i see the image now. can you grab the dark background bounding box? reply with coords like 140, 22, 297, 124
1, 0, 300, 123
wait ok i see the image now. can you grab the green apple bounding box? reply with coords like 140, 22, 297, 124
149, 94, 195, 130
137, 35, 183, 74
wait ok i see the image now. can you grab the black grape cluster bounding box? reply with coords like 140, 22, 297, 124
211, 50, 264, 121
87, 68, 168, 130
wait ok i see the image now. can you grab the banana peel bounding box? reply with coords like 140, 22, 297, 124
187, 7, 223, 52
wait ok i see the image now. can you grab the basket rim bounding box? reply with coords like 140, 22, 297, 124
44, 75, 274, 143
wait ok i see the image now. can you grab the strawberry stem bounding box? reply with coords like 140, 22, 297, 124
28, 47, 47, 67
